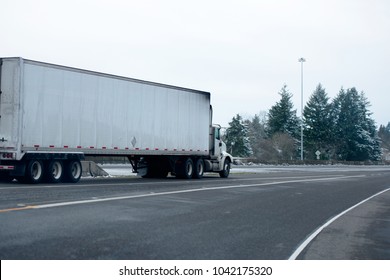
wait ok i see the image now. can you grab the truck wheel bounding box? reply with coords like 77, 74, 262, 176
22, 160, 44, 184
63, 160, 82, 183
176, 157, 194, 179
193, 158, 204, 179
219, 159, 231, 178
45, 160, 64, 183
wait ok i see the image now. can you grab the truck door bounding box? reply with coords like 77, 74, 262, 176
212, 126, 222, 158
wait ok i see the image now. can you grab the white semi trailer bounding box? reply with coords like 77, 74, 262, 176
0, 57, 233, 183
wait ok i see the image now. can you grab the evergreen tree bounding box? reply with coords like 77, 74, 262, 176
267, 85, 299, 139
332, 88, 381, 161
225, 114, 252, 157
378, 122, 390, 150
303, 84, 333, 159
246, 113, 267, 160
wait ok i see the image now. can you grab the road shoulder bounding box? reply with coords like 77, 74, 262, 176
299, 188, 390, 259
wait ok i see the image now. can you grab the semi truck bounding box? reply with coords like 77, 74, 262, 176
0, 57, 233, 183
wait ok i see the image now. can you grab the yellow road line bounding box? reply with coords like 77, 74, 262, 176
0, 205, 36, 213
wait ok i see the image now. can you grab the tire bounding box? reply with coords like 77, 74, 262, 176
63, 160, 82, 183
21, 160, 44, 184
193, 158, 204, 179
45, 160, 64, 183
176, 157, 194, 179
219, 159, 231, 178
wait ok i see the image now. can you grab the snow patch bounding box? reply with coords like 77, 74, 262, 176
99, 163, 390, 177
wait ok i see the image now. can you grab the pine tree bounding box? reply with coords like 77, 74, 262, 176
225, 114, 252, 157
378, 122, 390, 150
246, 113, 267, 161
332, 88, 381, 161
267, 85, 299, 139
303, 84, 333, 159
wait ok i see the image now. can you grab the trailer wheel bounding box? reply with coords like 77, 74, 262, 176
63, 160, 82, 183
176, 157, 194, 179
193, 158, 204, 179
21, 160, 44, 184
219, 159, 231, 178
45, 160, 64, 183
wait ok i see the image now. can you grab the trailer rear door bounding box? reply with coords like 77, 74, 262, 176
0, 58, 22, 156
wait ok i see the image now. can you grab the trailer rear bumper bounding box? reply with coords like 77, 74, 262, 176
0, 165, 15, 170
0, 161, 25, 177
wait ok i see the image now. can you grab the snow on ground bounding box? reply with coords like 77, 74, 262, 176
98, 164, 136, 177
98, 163, 390, 177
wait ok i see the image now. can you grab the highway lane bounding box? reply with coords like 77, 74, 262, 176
0, 167, 389, 259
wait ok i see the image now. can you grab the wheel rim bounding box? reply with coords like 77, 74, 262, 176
225, 162, 230, 173
197, 161, 204, 176
31, 161, 43, 180
71, 162, 81, 179
51, 161, 62, 180
186, 162, 193, 177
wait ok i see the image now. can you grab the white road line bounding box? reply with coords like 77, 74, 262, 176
0, 175, 350, 191
288, 187, 390, 260
31, 175, 364, 209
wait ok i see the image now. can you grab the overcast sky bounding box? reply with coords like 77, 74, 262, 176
2, 0, 389, 128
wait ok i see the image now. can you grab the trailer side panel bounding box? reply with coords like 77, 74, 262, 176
10, 58, 210, 156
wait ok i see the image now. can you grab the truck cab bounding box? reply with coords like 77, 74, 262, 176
208, 124, 233, 177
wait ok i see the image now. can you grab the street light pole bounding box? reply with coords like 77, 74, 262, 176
298, 57, 306, 161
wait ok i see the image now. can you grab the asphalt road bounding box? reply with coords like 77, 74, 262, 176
0, 166, 389, 260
